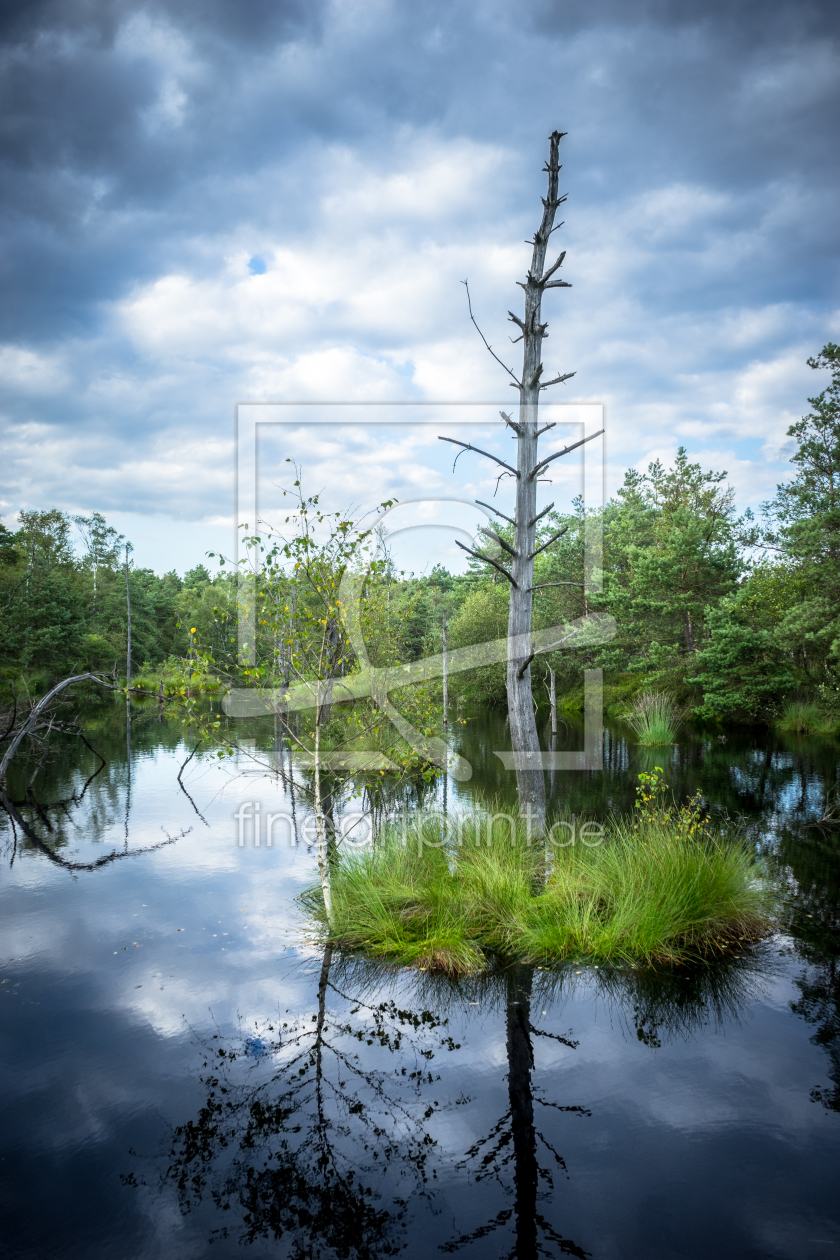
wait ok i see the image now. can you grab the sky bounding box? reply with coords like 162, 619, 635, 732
1, 0, 838, 573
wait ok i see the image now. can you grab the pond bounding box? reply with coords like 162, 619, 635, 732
1, 701, 839, 1259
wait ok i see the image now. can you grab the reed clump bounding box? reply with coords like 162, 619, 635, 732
624, 691, 686, 745
775, 700, 837, 736
305, 770, 771, 975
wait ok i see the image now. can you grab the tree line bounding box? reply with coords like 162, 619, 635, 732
1, 342, 837, 725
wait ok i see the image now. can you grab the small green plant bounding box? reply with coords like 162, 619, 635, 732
634, 767, 708, 839
624, 691, 686, 745
776, 700, 837, 736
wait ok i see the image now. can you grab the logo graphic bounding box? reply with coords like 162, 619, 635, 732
224, 403, 613, 775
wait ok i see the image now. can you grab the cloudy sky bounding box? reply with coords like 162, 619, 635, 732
1, 0, 838, 572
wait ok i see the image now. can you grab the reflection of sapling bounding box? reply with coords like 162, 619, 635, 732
158, 947, 461, 1254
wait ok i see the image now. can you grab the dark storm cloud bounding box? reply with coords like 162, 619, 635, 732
0, 0, 838, 557
2, 0, 838, 331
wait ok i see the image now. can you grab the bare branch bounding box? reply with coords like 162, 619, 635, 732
529, 428, 604, 479
494, 470, 516, 495
476, 499, 515, 526
529, 503, 554, 527
0, 673, 119, 787
517, 652, 535, 680
499, 409, 523, 436
462, 279, 522, 387
479, 526, 517, 557
528, 581, 584, 591
541, 250, 566, 285
536, 422, 556, 437
540, 371, 576, 389
438, 436, 519, 479
528, 526, 569, 561
454, 540, 518, 586
507, 311, 526, 331
543, 280, 572, 290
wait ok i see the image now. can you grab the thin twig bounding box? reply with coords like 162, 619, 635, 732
462, 279, 521, 388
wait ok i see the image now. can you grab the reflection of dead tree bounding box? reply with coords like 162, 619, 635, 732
1, 787, 188, 872
802, 779, 840, 834
0, 670, 169, 789
157, 947, 462, 1257
443, 965, 589, 1259
177, 740, 209, 826
0, 670, 194, 868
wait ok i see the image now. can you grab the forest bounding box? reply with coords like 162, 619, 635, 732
2, 342, 838, 732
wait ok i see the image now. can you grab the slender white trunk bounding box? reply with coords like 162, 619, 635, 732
313, 718, 333, 922
442, 613, 448, 727
549, 666, 557, 735
125, 550, 132, 692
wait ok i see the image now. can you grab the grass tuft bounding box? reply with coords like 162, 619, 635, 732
623, 691, 686, 745
776, 700, 837, 735
306, 787, 771, 975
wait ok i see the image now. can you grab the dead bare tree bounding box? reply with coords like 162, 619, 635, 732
440, 131, 602, 833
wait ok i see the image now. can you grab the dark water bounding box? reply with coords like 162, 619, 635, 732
1, 702, 839, 1259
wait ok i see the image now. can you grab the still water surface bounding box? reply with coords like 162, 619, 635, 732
1, 703, 839, 1259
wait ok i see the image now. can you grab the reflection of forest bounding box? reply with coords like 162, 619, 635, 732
455, 709, 840, 836
776, 823, 840, 1113
151, 951, 782, 1259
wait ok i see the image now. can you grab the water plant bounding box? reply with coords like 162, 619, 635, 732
776, 700, 837, 736
304, 775, 771, 975
624, 691, 686, 745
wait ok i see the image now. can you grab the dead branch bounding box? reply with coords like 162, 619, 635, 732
529, 503, 554, 527
528, 526, 569, 561
462, 279, 522, 387
479, 526, 517, 557
438, 436, 519, 479
528, 428, 604, 479
454, 540, 517, 586
516, 653, 536, 680
0, 672, 119, 788
499, 409, 523, 436
475, 499, 516, 526
528, 581, 584, 591
539, 371, 576, 389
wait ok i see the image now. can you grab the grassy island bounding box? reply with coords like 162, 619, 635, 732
305, 773, 771, 975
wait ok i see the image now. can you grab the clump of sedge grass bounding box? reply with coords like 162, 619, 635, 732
624, 691, 686, 745
304, 771, 771, 975
776, 699, 837, 736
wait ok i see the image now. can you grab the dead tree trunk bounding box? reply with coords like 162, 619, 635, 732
124, 543, 132, 692
442, 612, 448, 727
440, 131, 601, 836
